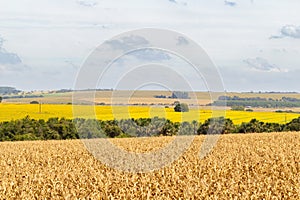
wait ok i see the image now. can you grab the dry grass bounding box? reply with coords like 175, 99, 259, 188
0, 132, 299, 199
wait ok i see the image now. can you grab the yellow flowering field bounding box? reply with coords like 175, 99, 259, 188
0, 103, 299, 124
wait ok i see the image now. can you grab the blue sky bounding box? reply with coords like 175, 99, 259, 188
0, 0, 299, 92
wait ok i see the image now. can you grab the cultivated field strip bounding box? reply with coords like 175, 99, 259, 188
1, 104, 300, 124
0, 133, 299, 199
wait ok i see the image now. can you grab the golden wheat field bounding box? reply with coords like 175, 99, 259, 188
0, 132, 299, 199
1, 103, 300, 124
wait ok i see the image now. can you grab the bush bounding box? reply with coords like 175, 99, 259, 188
30, 101, 39, 104
231, 106, 245, 111
174, 103, 189, 112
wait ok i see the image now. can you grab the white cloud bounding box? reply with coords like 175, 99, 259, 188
243, 57, 285, 72
176, 36, 189, 46
129, 49, 171, 61
77, 0, 98, 7
167, 0, 187, 6
224, 1, 237, 7
0, 35, 29, 73
106, 35, 150, 51
271, 25, 300, 39
0, 63, 30, 73
0, 51, 21, 65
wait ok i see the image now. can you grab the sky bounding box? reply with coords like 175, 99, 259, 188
0, 0, 299, 92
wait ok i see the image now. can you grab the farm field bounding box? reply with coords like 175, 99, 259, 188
0, 132, 299, 199
3, 91, 213, 105
1, 103, 300, 124
5, 90, 300, 106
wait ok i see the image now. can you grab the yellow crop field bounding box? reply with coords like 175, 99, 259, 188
1, 103, 300, 124
0, 132, 299, 199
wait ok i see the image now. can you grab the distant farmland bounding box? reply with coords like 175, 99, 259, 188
4, 90, 300, 106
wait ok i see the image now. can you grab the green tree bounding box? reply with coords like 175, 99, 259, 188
191, 120, 199, 135
76, 119, 104, 139
179, 121, 193, 135
174, 103, 189, 112
198, 117, 235, 135
237, 119, 264, 133
284, 117, 300, 131
102, 120, 123, 138
159, 120, 178, 136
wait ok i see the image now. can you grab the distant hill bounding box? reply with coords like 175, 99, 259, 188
0, 86, 21, 95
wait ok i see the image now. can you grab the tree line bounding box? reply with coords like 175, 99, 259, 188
154, 91, 190, 99
211, 96, 300, 108
212, 100, 300, 108
0, 116, 300, 141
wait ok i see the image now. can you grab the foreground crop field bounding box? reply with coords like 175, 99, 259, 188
1, 103, 300, 124
0, 133, 299, 199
